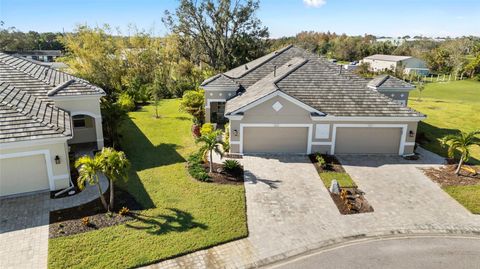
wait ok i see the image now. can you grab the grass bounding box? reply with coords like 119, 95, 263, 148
408, 80, 480, 165
319, 172, 357, 188
48, 100, 248, 269
443, 185, 480, 214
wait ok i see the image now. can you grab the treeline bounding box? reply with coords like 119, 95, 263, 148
0, 24, 64, 51
270, 31, 480, 77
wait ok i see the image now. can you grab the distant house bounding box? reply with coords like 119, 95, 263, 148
5, 50, 63, 63
361, 54, 429, 75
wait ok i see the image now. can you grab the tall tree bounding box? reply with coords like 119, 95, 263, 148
75, 154, 109, 211
163, 0, 269, 71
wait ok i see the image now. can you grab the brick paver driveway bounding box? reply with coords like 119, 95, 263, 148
155, 150, 480, 269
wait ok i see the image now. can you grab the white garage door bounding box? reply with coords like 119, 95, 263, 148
243, 127, 308, 154
0, 154, 50, 197
335, 127, 402, 154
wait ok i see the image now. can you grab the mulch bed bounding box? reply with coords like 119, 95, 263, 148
308, 154, 345, 172
423, 165, 480, 187
309, 154, 373, 215
330, 188, 374, 214
202, 162, 244, 185
49, 187, 145, 238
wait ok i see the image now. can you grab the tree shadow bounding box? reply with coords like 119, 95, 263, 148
244, 170, 282, 189
417, 122, 479, 165
126, 208, 208, 235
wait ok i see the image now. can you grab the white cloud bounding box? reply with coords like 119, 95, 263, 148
303, 0, 327, 8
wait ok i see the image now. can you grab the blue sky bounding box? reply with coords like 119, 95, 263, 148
0, 0, 478, 37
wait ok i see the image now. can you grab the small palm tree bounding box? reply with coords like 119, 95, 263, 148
196, 129, 224, 173
75, 155, 108, 211
441, 130, 480, 175
99, 147, 130, 212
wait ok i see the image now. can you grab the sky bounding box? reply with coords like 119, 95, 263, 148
0, 0, 479, 38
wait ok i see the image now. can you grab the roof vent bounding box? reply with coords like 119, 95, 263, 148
44, 69, 48, 78
244, 65, 248, 70
339, 65, 342, 75
273, 65, 277, 77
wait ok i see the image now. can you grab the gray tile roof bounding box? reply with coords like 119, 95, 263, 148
0, 53, 104, 143
213, 46, 423, 117
363, 54, 412, 62
367, 74, 414, 90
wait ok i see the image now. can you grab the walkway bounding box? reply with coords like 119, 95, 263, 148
0, 175, 108, 269
152, 149, 480, 269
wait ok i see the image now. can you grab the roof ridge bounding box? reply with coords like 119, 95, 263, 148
47, 79, 76, 96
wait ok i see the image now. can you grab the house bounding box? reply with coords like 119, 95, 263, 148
6, 50, 63, 63
367, 74, 415, 106
201, 45, 425, 155
0, 53, 105, 197
361, 54, 429, 75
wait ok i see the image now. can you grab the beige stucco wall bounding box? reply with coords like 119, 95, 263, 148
69, 116, 97, 144
204, 89, 236, 123
228, 95, 419, 155
53, 97, 102, 117
0, 140, 71, 195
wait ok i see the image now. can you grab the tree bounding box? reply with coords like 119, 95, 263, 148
179, 90, 205, 124
98, 148, 130, 212
416, 82, 425, 101
101, 98, 128, 148
196, 130, 224, 173
441, 130, 480, 175
75, 154, 109, 211
163, 0, 269, 71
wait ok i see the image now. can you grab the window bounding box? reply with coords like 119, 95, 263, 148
73, 115, 86, 128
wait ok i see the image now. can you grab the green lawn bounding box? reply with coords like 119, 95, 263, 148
408, 80, 480, 165
319, 172, 357, 188
48, 100, 248, 268
443, 185, 480, 214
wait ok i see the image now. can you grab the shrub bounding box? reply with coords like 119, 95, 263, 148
223, 159, 241, 172
316, 154, 327, 169
200, 123, 214, 136
82, 217, 90, 226
116, 93, 135, 111
119, 207, 130, 216
187, 152, 210, 181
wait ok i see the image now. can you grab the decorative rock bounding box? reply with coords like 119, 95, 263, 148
329, 179, 340, 194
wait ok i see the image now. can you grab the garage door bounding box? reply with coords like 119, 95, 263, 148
243, 127, 308, 154
335, 127, 402, 154
0, 154, 50, 197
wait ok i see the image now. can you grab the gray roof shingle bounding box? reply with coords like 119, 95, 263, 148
212, 46, 423, 117
0, 53, 104, 143
367, 74, 414, 90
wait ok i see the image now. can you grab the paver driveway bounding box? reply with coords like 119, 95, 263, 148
155, 150, 480, 268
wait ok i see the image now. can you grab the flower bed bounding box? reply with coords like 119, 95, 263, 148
187, 152, 244, 185
309, 153, 373, 215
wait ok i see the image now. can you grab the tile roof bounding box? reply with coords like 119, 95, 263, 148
0, 53, 104, 143
206, 46, 423, 117
363, 54, 412, 62
368, 74, 415, 90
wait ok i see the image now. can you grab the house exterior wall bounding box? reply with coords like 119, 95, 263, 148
69, 116, 97, 144
362, 57, 428, 75
362, 59, 397, 72
0, 139, 71, 196
227, 95, 419, 155
204, 89, 236, 123
378, 90, 410, 106
52, 97, 104, 148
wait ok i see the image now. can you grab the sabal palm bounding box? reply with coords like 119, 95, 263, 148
196, 130, 224, 173
75, 155, 109, 211
441, 130, 480, 175
99, 147, 130, 212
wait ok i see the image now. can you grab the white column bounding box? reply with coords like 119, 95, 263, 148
95, 116, 104, 149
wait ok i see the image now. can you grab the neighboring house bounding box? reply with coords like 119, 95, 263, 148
361, 54, 429, 75
367, 74, 415, 106
0, 53, 105, 197
5, 50, 63, 63
201, 45, 425, 156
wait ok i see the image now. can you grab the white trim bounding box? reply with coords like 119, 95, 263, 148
311, 141, 333, 145
230, 91, 325, 116
0, 150, 62, 191
0, 137, 69, 150
404, 142, 415, 146
70, 111, 101, 119
331, 124, 408, 155
205, 98, 226, 108
239, 123, 312, 154
311, 116, 425, 122
225, 115, 244, 120
230, 141, 240, 145
49, 95, 104, 101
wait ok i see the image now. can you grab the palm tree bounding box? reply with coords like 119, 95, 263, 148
75, 155, 109, 211
99, 147, 130, 212
441, 130, 480, 175
196, 130, 224, 173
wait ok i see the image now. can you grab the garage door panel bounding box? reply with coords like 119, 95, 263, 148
243, 127, 308, 153
0, 154, 50, 196
335, 127, 401, 154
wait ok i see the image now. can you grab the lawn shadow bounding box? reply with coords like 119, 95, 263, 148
417, 122, 480, 165
244, 170, 282, 189
126, 208, 208, 235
